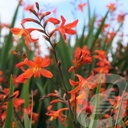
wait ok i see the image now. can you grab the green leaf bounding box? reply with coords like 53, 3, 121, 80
85, 12, 96, 48
56, 36, 72, 71
89, 74, 102, 128
24, 110, 31, 128
90, 10, 109, 50
87, 0, 91, 21
0, 3, 20, 70
55, 36, 73, 90
21, 80, 30, 108
4, 75, 14, 128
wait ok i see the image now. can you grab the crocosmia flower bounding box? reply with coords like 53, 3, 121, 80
46, 105, 69, 126
93, 50, 111, 73
10, 27, 39, 50
68, 46, 92, 72
107, 3, 116, 12
78, 2, 86, 12
51, 16, 78, 40
16, 56, 53, 83
117, 13, 124, 23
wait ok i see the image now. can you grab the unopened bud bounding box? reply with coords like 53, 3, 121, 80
40, 12, 51, 21
29, 9, 38, 17
35, 2, 39, 11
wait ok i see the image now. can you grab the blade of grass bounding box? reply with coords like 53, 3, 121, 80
24, 110, 31, 128
0, 3, 20, 70
21, 80, 30, 108
4, 75, 14, 128
91, 10, 109, 50
87, 0, 91, 21
89, 74, 102, 128
34, 80, 49, 128
85, 12, 96, 49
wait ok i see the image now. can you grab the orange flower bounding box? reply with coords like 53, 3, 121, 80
93, 50, 107, 59
102, 24, 109, 32
45, 17, 60, 25
51, 16, 78, 40
24, 4, 34, 11
93, 50, 111, 73
46, 105, 69, 126
69, 73, 97, 93
97, 23, 109, 32
68, 46, 92, 72
1, 111, 6, 122
107, 3, 116, 12
44, 17, 60, 28
117, 14, 124, 23
78, 2, 86, 12
69, 73, 98, 107
0, 89, 19, 124
10, 27, 38, 49
14, 98, 25, 111
16, 56, 53, 83
0, 70, 5, 84
23, 106, 38, 124
107, 93, 127, 120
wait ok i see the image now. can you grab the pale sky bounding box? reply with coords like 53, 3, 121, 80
0, 0, 128, 45
1, 0, 128, 23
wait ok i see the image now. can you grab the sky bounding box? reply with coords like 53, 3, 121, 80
0, 0, 128, 26
0, 0, 128, 49
0, 0, 128, 23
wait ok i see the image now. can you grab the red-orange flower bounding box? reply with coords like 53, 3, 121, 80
117, 13, 124, 23
0, 89, 19, 124
69, 73, 98, 107
51, 16, 78, 40
23, 105, 38, 124
24, 4, 34, 11
93, 50, 111, 73
106, 31, 116, 43
45, 17, 60, 25
46, 105, 69, 126
107, 3, 116, 12
68, 46, 92, 72
10, 27, 38, 49
44, 17, 60, 28
78, 2, 86, 12
16, 56, 53, 83
14, 98, 25, 111
97, 23, 109, 32
0, 70, 5, 84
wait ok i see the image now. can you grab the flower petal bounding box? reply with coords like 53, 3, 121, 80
65, 19, 78, 28
41, 58, 50, 67
23, 68, 33, 78
41, 69, 53, 78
